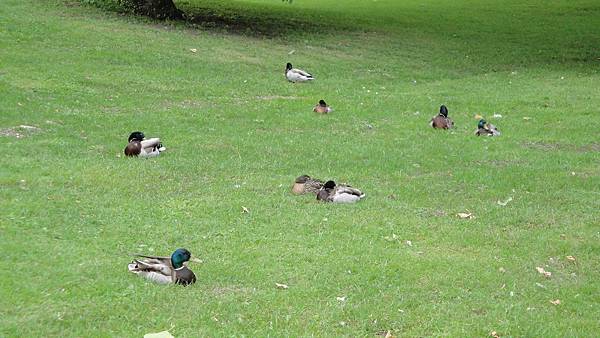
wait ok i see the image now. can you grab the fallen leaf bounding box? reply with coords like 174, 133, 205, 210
493, 114, 503, 118
523, 117, 531, 120
536, 266, 552, 278
550, 299, 561, 305
275, 283, 288, 289
405, 240, 412, 247
490, 331, 500, 338
336, 296, 347, 302
457, 212, 473, 219
497, 197, 513, 206
474, 114, 483, 119
499, 267, 506, 273
144, 331, 174, 338
384, 234, 398, 242
385, 331, 396, 338
566, 255, 576, 262
189, 48, 197, 53
242, 206, 250, 213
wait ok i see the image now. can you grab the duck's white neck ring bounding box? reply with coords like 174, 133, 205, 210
174, 266, 185, 271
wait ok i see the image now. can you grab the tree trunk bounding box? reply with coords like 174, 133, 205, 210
125, 0, 183, 20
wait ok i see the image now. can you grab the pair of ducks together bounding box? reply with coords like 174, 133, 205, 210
129, 176, 366, 286
430, 105, 501, 136
284, 63, 332, 114
293, 175, 366, 203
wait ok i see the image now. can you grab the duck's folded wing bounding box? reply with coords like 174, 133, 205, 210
132, 259, 173, 276
336, 186, 364, 197
133, 254, 171, 265
128, 262, 173, 284
292, 68, 313, 77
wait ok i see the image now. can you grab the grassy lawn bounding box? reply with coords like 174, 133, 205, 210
1, 0, 599, 336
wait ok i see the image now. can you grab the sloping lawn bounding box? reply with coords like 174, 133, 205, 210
1, 0, 599, 336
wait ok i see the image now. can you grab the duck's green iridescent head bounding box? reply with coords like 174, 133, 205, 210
478, 119, 487, 129
171, 248, 192, 269
323, 180, 336, 189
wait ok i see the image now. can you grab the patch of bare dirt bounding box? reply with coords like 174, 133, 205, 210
0, 125, 41, 138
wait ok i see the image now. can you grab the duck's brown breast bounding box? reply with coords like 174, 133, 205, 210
314, 105, 329, 114
431, 115, 451, 129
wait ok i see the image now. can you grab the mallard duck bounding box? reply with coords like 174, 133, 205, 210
430, 105, 454, 129
124, 131, 166, 157
285, 63, 314, 82
127, 248, 200, 286
475, 119, 501, 136
317, 180, 366, 203
292, 175, 324, 195
313, 100, 332, 114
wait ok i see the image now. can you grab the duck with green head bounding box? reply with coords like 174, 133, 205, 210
285, 63, 314, 82
317, 180, 366, 203
430, 105, 454, 129
475, 119, 501, 136
127, 248, 200, 286
313, 100, 332, 114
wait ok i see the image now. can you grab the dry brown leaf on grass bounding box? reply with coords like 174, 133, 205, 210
566, 255, 576, 262
457, 212, 474, 219
497, 197, 513, 206
490, 331, 500, 338
189, 48, 197, 53
275, 283, 289, 289
384, 234, 398, 242
375, 330, 395, 338
144, 331, 174, 338
336, 296, 347, 302
536, 266, 552, 278
550, 299, 561, 305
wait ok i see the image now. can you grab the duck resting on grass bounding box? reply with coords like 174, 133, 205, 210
285, 63, 314, 82
317, 180, 366, 203
292, 175, 324, 195
127, 248, 201, 286
430, 105, 454, 129
124, 131, 166, 158
313, 100, 332, 114
475, 119, 501, 136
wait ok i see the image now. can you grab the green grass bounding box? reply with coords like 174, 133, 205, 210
1, 0, 599, 336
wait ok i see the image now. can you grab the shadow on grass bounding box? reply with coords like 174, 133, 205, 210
175, 0, 354, 37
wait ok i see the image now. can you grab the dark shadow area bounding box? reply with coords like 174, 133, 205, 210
175, 0, 356, 37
